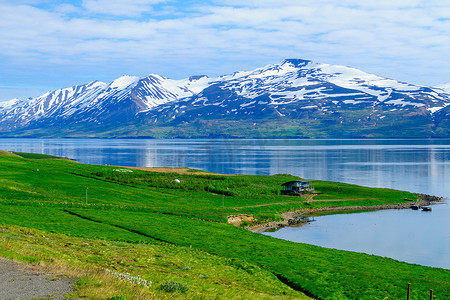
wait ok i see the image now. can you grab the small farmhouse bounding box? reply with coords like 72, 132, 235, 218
281, 181, 310, 195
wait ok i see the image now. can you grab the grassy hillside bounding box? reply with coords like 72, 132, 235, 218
0, 151, 448, 299
1, 225, 302, 299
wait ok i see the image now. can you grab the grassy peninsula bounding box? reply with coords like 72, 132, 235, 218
0, 151, 448, 299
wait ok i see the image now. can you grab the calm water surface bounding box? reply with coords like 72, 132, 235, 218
0, 138, 449, 269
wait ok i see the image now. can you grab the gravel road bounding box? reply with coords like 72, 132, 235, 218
0, 258, 75, 300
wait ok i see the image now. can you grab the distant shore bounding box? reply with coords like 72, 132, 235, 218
247, 193, 444, 233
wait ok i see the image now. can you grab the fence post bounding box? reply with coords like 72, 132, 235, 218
430, 289, 433, 300
407, 283, 411, 300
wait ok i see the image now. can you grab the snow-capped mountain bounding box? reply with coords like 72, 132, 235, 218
0, 74, 210, 131
0, 98, 23, 110
436, 83, 450, 93
2, 59, 450, 138
144, 59, 450, 137
211, 58, 448, 112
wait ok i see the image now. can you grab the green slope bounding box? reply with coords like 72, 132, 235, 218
0, 151, 448, 299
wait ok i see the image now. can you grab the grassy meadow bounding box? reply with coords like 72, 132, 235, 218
0, 150, 448, 299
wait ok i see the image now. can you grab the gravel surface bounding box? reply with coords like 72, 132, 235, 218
0, 258, 75, 300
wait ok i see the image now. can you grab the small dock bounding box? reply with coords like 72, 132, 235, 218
290, 215, 315, 225
410, 205, 432, 211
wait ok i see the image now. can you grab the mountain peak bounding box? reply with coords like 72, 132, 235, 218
0, 98, 22, 109
109, 75, 140, 89
281, 58, 312, 67
189, 75, 208, 81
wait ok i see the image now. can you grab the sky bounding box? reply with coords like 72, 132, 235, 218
1, 0, 450, 101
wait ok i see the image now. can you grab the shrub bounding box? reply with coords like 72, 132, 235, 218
204, 185, 234, 196
158, 281, 189, 293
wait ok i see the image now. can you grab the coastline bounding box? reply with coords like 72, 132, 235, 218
246, 194, 443, 233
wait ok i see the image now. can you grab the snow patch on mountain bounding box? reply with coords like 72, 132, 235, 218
133, 74, 213, 111
0, 98, 22, 109
428, 106, 444, 114
436, 83, 450, 93
110, 76, 140, 89
385, 99, 425, 107
174, 75, 212, 94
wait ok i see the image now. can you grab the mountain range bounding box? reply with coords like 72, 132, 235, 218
1, 59, 450, 138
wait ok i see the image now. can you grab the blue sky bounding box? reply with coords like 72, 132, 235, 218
1, 0, 450, 101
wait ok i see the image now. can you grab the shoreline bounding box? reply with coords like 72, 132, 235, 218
246, 194, 443, 233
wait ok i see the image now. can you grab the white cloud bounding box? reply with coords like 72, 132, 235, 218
1, 0, 450, 101
81, 0, 167, 17
54, 3, 80, 14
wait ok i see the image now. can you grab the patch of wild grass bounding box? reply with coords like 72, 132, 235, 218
0, 224, 306, 299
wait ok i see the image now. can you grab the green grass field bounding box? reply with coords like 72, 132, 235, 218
0, 151, 448, 299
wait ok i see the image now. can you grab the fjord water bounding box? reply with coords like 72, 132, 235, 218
1, 138, 449, 269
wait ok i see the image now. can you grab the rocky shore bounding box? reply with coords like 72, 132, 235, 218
247, 193, 444, 233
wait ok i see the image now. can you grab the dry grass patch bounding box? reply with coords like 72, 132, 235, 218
0, 225, 308, 299
0, 150, 20, 157
127, 166, 229, 176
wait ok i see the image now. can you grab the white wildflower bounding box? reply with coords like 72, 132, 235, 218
105, 269, 151, 288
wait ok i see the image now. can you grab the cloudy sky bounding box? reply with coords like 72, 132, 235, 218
1, 0, 450, 101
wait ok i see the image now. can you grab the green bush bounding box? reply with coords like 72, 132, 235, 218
158, 281, 189, 293
12, 152, 60, 159
205, 184, 234, 196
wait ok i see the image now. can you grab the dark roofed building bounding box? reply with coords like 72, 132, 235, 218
281, 181, 309, 195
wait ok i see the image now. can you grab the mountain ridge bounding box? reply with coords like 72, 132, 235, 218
1, 59, 450, 138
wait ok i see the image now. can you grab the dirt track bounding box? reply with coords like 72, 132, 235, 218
0, 258, 74, 300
